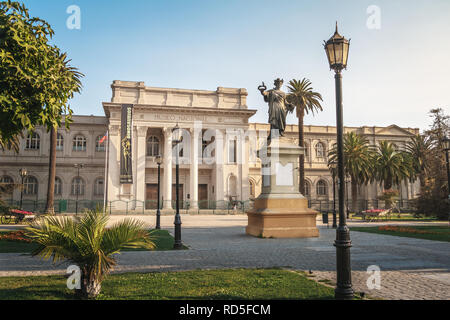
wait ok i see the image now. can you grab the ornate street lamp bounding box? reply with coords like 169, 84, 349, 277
324, 22, 354, 300
329, 161, 338, 228
172, 124, 183, 249
19, 168, 28, 209
74, 164, 85, 215
155, 155, 163, 230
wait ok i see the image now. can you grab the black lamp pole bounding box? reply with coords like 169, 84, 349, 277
74, 164, 84, 215
19, 168, 27, 210
332, 170, 337, 228
173, 125, 183, 250
156, 155, 162, 230
443, 137, 450, 225
324, 23, 354, 300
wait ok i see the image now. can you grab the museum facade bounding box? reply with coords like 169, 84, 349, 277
0, 81, 420, 212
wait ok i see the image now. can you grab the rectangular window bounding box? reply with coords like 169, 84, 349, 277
228, 139, 237, 163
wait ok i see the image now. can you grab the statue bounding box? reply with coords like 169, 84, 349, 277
258, 78, 295, 140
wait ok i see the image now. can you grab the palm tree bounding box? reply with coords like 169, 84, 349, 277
26, 209, 155, 298
405, 134, 432, 191
45, 53, 83, 215
374, 141, 414, 190
287, 78, 323, 195
328, 132, 374, 212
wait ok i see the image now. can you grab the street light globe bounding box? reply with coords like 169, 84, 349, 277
19, 168, 28, 177
155, 155, 163, 165
443, 137, 450, 151
172, 123, 183, 143
324, 22, 350, 72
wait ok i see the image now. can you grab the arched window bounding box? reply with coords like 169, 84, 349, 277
249, 179, 256, 198
315, 142, 326, 158
54, 177, 62, 195
73, 135, 87, 152
147, 136, 160, 157
71, 177, 85, 196
56, 133, 64, 151
26, 133, 40, 150
0, 176, 14, 194
304, 181, 311, 197
96, 135, 106, 152
316, 180, 328, 196
24, 176, 38, 195
94, 178, 104, 196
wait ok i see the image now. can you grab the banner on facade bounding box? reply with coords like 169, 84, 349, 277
120, 104, 133, 184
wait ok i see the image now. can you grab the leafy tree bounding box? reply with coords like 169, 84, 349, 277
415, 108, 450, 219
328, 132, 374, 211
26, 210, 155, 299
0, 1, 84, 213
287, 78, 323, 195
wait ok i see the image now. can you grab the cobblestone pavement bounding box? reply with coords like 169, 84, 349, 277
0, 215, 449, 300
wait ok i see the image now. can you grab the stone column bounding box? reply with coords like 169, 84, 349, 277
214, 130, 225, 207
189, 128, 199, 210
136, 127, 147, 204
240, 129, 250, 203
107, 125, 121, 205
163, 127, 173, 210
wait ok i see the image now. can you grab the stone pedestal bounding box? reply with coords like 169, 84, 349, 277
246, 137, 319, 238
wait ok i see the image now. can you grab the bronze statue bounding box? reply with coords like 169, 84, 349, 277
258, 78, 295, 139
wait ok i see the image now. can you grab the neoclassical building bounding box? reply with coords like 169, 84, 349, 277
0, 81, 420, 212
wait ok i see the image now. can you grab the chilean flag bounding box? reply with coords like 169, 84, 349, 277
99, 133, 108, 144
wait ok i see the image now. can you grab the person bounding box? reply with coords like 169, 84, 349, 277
258, 78, 295, 140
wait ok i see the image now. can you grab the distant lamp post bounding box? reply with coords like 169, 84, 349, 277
324, 22, 353, 300
346, 177, 351, 219
443, 137, 450, 224
19, 168, 28, 209
172, 124, 183, 249
329, 161, 338, 228
74, 164, 85, 215
155, 155, 163, 230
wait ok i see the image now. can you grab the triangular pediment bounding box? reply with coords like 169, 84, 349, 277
375, 125, 415, 137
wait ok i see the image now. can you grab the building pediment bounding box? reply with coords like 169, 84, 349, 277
374, 125, 416, 137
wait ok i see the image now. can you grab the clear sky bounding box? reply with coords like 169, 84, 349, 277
21, 0, 450, 131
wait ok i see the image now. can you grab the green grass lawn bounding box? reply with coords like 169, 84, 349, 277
0, 269, 336, 300
0, 229, 186, 253
349, 213, 438, 222
351, 226, 450, 242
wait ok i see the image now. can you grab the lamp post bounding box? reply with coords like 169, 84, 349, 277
74, 164, 84, 215
324, 22, 354, 300
329, 161, 338, 228
346, 177, 351, 219
443, 137, 450, 225
172, 124, 183, 250
155, 155, 163, 230
19, 168, 28, 209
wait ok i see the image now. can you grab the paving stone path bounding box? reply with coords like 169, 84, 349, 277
0, 215, 449, 300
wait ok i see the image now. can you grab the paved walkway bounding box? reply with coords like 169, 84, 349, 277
0, 215, 449, 300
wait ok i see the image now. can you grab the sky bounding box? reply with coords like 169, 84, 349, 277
19, 0, 450, 132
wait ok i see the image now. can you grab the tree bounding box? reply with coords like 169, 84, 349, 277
328, 132, 374, 212
405, 134, 432, 192
0, 1, 83, 212
26, 209, 155, 299
287, 78, 323, 195
374, 141, 414, 191
415, 108, 450, 219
